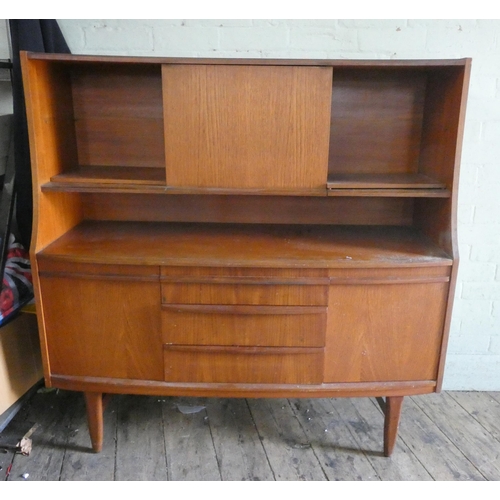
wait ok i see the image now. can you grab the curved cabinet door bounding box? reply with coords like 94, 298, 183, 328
39, 266, 162, 381
325, 274, 449, 383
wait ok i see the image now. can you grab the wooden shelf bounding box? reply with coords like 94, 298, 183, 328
327, 173, 449, 197
48, 166, 166, 189
39, 221, 453, 269
43, 171, 450, 198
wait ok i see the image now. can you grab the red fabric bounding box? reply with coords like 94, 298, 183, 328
0, 234, 33, 323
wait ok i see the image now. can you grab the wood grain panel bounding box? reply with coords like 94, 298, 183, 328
414, 64, 471, 258
75, 117, 165, 168
20, 56, 83, 252
21, 54, 84, 382
82, 193, 414, 226
163, 64, 332, 191
161, 283, 328, 305
164, 346, 324, 384
162, 305, 327, 347
324, 281, 449, 383
72, 65, 164, 168
39, 276, 163, 381
329, 70, 427, 176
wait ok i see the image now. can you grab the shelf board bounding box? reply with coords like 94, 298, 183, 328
49, 165, 166, 187
327, 188, 450, 198
43, 169, 326, 196
327, 173, 449, 197
39, 221, 453, 269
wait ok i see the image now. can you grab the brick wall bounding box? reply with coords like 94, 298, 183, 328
2, 19, 500, 390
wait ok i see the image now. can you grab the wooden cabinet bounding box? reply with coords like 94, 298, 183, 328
21, 53, 470, 456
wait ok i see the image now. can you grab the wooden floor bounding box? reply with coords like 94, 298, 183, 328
1, 389, 499, 481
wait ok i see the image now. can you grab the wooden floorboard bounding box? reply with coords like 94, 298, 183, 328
163, 396, 220, 480
1, 389, 499, 481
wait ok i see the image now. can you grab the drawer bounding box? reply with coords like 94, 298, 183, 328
163, 345, 324, 384
161, 283, 328, 306
162, 304, 326, 347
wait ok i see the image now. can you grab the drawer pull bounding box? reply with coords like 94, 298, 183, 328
161, 304, 326, 315
164, 345, 321, 355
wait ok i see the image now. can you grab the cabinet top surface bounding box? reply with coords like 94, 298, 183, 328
38, 221, 453, 268
24, 51, 471, 68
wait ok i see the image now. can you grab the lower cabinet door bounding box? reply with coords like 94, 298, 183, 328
324, 280, 449, 383
39, 275, 163, 381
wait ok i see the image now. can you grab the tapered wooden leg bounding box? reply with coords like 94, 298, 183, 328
84, 392, 104, 453
383, 396, 404, 457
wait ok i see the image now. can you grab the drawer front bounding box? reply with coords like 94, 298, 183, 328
164, 345, 324, 384
161, 283, 327, 306
162, 304, 326, 347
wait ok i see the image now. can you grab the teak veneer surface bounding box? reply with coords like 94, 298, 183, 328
163, 65, 332, 192
39, 221, 453, 268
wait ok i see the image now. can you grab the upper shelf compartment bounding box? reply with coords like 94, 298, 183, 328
26, 54, 468, 197
71, 64, 165, 171
326, 65, 466, 197
27, 57, 166, 189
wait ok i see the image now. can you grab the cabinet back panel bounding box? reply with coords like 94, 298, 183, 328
82, 193, 413, 226
71, 65, 165, 168
329, 70, 427, 176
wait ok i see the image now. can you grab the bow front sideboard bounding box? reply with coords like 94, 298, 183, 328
21, 52, 470, 456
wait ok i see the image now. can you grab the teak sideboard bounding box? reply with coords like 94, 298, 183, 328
21, 52, 470, 456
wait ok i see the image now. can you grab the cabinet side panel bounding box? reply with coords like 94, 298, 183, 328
39, 276, 163, 381
414, 63, 470, 390
325, 281, 449, 383
163, 65, 332, 190
415, 64, 471, 256
21, 54, 83, 252
21, 53, 84, 383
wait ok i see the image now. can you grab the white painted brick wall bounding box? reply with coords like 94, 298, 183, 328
1, 19, 499, 390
